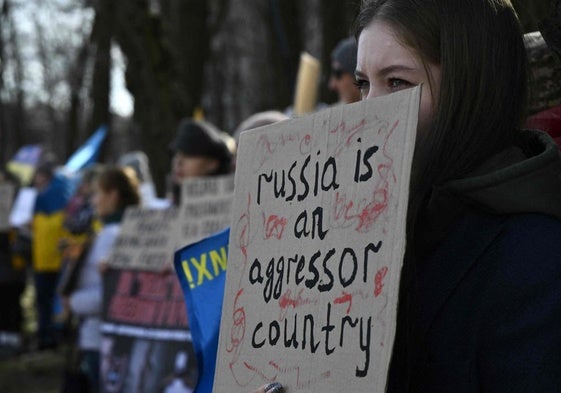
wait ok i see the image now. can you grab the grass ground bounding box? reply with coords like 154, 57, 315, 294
0, 280, 65, 393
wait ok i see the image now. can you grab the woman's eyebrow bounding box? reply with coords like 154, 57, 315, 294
355, 65, 417, 79
378, 64, 416, 77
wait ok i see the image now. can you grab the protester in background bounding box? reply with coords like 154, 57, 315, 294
57, 166, 102, 324
168, 118, 234, 205
328, 37, 361, 104
233, 110, 289, 143
62, 166, 101, 237
117, 151, 166, 208
0, 170, 26, 358
31, 157, 73, 350
66, 165, 140, 393
253, 0, 561, 392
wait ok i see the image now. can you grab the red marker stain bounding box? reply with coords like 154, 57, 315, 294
226, 289, 246, 365
269, 361, 331, 389
263, 213, 288, 240
278, 289, 318, 319
334, 291, 353, 314
327, 119, 367, 157
235, 194, 251, 257
300, 134, 312, 154
374, 267, 388, 297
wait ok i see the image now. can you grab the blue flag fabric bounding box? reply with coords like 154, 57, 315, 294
174, 228, 230, 393
64, 125, 107, 172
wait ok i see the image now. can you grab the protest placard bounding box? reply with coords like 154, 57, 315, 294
106, 207, 179, 271
176, 174, 235, 248
214, 87, 420, 393
101, 175, 235, 393
0, 182, 15, 231
106, 175, 234, 272
101, 268, 197, 393
8, 187, 36, 228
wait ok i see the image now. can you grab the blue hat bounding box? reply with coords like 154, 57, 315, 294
331, 37, 358, 74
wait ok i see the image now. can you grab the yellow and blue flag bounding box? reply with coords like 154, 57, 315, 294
174, 227, 229, 393
6, 145, 43, 186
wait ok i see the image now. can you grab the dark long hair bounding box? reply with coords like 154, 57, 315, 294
354, 1, 528, 385
97, 166, 141, 211
354, 0, 528, 248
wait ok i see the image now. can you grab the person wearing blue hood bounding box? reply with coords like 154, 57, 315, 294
31, 157, 73, 350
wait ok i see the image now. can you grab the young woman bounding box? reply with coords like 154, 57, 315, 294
67, 166, 140, 392
254, 0, 561, 391
169, 118, 234, 205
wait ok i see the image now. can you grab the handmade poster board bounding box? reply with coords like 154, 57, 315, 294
176, 174, 235, 248
101, 175, 235, 393
106, 175, 234, 271
106, 207, 179, 271
8, 187, 36, 228
214, 87, 420, 393
101, 268, 197, 393
0, 182, 15, 231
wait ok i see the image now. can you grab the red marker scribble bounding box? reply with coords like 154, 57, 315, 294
254, 133, 300, 170
300, 133, 312, 154
235, 193, 251, 257
374, 267, 388, 297
355, 119, 400, 233
332, 191, 355, 224
269, 361, 331, 390
356, 188, 388, 232
226, 289, 246, 364
277, 289, 318, 319
263, 213, 288, 240
243, 361, 277, 381
334, 291, 353, 314
327, 119, 367, 157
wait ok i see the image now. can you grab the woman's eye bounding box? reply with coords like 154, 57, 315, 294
354, 79, 370, 92
388, 78, 411, 90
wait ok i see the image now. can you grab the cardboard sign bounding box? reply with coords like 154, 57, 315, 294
101, 269, 197, 393
214, 87, 420, 393
8, 187, 36, 228
176, 174, 235, 248
107, 175, 234, 271
0, 182, 15, 231
107, 207, 179, 270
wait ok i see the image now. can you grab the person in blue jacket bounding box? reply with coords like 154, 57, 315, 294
253, 0, 561, 392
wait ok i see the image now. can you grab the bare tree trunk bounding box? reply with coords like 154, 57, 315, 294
3, 0, 25, 154
34, 15, 67, 158
0, 0, 7, 164
160, 0, 210, 121
113, 0, 177, 195
89, 0, 113, 162
66, 39, 91, 158
204, 0, 290, 132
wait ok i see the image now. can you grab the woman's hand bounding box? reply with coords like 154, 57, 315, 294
251, 382, 284, 393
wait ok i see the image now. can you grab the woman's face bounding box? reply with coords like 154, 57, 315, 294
93, 184, 119, 219
356, 21, 441, 135
171, 151, 219, 184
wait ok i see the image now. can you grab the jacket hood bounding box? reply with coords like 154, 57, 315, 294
443, 129, 561, 219
419, 129, 561, 255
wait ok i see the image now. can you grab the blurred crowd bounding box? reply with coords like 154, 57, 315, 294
0, 16, 560, 393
